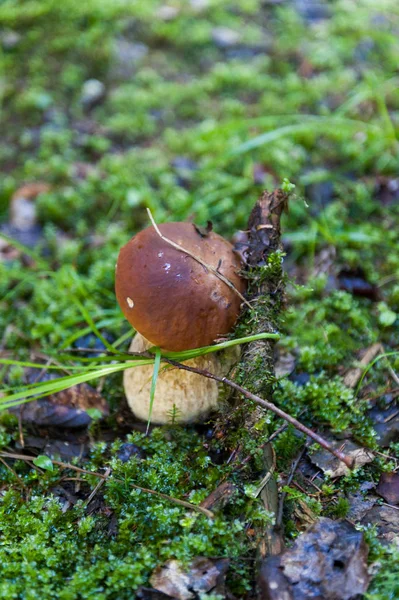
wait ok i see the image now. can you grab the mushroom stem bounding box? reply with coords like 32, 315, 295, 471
123, 333, 240, 424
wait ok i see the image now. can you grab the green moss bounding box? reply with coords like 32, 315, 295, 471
0, 427, 269, 598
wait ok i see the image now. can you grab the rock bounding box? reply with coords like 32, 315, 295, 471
347, 482, 378, 521
259, 518, 370, 600
81, 79, 105, 109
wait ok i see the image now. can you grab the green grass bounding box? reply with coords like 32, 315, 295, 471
1, 0, 399, 597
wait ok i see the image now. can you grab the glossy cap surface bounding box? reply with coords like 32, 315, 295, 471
115, 222, 246, 351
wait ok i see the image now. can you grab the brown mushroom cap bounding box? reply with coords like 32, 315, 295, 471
115, 222, 247, 351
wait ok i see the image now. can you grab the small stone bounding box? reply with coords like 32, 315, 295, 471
211, 27, 241, 48
81, 79, 105, 109
156, 6, 180, 20
1, 30, 21, 50
113, 40, 148, 78
189, 0, 209, 11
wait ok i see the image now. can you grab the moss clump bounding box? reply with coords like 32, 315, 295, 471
0, 427, 272, 598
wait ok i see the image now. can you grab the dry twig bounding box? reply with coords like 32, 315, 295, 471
164, 359, 353, 469
0, 451, 214, 519
147, 208, 251, 308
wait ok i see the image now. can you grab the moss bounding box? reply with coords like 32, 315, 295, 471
0, 427, 270, 598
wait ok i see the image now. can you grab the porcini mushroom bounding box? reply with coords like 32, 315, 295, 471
115, 220, 247, 423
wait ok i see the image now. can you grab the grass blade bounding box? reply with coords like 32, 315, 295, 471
73, 299, 119, 354
229, 116, 378, 156
146, 347, 161, 434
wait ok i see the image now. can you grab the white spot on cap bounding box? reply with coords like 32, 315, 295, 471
157, 251, 164, 258
269, 581, 278, 590
126, 297, 134, 308
163, 263, 171, 272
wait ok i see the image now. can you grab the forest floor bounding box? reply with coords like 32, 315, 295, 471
0, 0, 399, 598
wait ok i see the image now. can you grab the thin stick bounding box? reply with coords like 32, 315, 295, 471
275, 441, 310, 528
0, 456, 27, 489
254, 445, 276, 498
164, 360, 353, 469
85, 467, 111, 507
147, 208, 251, 309
0, 451, 214, 519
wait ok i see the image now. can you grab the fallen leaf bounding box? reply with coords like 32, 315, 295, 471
361, 505, 399, 546
310, 438, 374, 477
376, 472, 399, 505
259, 518, 370, 600
150, 557, 229, 600
199, 481, 237, 511
343, 343, 382, 389
10, 182, 50, 230
368, 403, 399, 447
11, 370, 109, 429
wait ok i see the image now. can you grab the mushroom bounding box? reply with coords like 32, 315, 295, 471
115, 221, 247, 423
